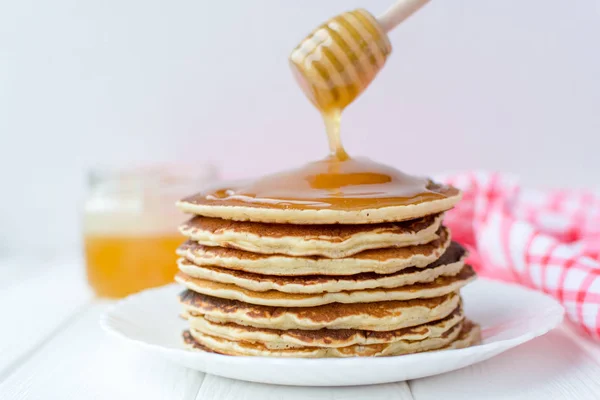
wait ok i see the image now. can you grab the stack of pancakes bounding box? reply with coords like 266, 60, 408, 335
175, 182, 480, 358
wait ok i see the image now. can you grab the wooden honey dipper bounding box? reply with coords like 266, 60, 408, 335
290, 0, 430, 128
290, 0, 430, 112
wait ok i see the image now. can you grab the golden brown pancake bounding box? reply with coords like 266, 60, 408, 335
183, 319, 480, 357
177, 226, 451, 276
177, 241, 467, 294
185, 305, 464, 348
179, 213, 443, 258
184, 319, 465, 357
175, 265, 475, 307
180, 290, 461, 331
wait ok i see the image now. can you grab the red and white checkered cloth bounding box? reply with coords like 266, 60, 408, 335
438, 171, 600, 339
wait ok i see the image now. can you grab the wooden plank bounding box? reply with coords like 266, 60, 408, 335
409, 326, 600, 400
195, 374, 414, 400
0, 259, 93, 381
0, 303, 205, 400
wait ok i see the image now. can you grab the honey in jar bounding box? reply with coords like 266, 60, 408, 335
83, 166, 217, 298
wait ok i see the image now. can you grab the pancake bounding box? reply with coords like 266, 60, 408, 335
176, 195, 459, 225
183, 319, 481, 357
179, 213, 443, 258
177, 226, 451, 276
176, 192, 462, 225
184, 319, 465, 357
175, 265, 475, 307
176, 159, 462, 225
180, 290, 461, 331
186, 305, 464, 349
444, 320, 481, 349
177, 241, 467, 294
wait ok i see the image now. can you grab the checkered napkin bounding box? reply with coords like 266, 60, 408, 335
437, 171, 600, 339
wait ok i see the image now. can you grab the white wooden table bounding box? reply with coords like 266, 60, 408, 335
1, 258, 600, 400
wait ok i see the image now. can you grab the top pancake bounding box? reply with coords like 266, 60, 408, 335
176, 157, 461, 224
179, 213, 443, 258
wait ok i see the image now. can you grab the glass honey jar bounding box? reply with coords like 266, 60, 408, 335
83, 165, 217, 298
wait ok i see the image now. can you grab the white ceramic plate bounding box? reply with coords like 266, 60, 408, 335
101, 279, 564, 386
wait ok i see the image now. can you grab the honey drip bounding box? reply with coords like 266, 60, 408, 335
323, 110, 348, 161
182, 9, 457, 212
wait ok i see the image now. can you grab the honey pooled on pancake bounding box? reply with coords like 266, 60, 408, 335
177, 158, 461, 224
184, 158, 455, 210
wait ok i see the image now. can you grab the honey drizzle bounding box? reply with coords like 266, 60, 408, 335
183, 10, 456, 213
322, 110, 348, 161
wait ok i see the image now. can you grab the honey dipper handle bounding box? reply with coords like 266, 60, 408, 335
377, 0, 431, 32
